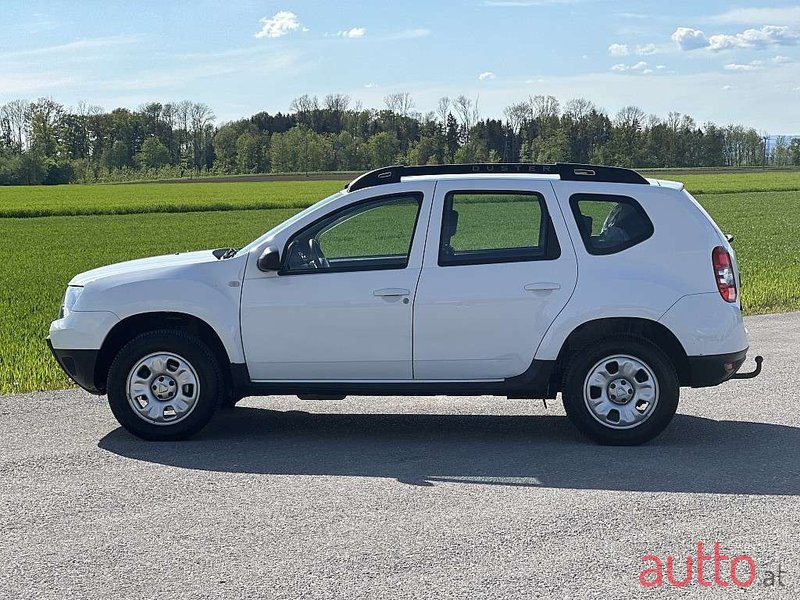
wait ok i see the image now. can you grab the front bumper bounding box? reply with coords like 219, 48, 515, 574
686, 348, 748, 388
47, 337, 103, 394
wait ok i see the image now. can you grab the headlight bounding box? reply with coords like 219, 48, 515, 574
60, 286, 84, 318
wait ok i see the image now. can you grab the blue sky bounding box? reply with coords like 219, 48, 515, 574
2, 0, 799, 131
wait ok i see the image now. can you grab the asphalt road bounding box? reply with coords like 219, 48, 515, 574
2, 312, 799, 599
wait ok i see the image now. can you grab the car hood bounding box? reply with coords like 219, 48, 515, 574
69, 250, 222, 286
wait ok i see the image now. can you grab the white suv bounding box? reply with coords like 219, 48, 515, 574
48, 163, 762, 445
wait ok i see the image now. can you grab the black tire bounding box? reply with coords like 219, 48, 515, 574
107, 329, 223, 441
561, 335, 679, 446
219, 391, 244, 411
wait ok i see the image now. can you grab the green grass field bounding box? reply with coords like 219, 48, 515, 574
645, 170, 800, 195
0, 180, 344, 217
1, 172, 799, 394
0, 209, 297, 393
2, 170, 800, 218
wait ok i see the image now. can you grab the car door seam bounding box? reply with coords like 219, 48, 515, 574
531, 182, 581, 361
411, 180, 438, 380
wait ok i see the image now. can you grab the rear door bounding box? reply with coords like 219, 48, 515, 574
413, 179, 577, 380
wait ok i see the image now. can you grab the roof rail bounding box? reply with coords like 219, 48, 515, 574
346, 162, 648, 192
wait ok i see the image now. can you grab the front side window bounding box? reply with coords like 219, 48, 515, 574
283, 193, 422, 274
570, 193, 654, 255
438, 191, 559, 266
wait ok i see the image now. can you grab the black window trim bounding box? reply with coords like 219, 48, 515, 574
569, 192, 654, 256
278, 191, 424, 276
437, 189, 561, 268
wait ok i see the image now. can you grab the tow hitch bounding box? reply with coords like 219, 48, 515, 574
732, 355, 763, 379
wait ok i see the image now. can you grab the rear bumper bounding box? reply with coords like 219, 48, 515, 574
686, 348, 748, 388
46, 337, 103, 394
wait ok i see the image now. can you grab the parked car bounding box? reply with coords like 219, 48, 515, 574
48, 163, 762, 444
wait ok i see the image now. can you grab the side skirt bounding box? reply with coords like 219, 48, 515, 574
230, 360, 557, 399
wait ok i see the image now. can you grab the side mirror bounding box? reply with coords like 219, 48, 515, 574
257, 246, 281, 272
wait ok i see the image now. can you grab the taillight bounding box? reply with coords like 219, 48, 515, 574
712, 246, 737, 303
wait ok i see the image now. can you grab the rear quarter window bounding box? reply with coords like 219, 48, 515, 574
570, 193, 653, 255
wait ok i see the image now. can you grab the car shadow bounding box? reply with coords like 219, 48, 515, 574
98, 409, 800, 495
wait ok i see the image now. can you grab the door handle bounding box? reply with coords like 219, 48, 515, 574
524, 282, 561, 292
373, 288, 411, 297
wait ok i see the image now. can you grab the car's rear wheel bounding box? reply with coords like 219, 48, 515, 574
561, 336, 679, 445
107, 330, 222, 440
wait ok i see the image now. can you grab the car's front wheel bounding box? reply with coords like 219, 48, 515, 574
107, 330, 222, 440
561, 336, 679, 445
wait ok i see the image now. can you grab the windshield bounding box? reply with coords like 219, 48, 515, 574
236, 191, 345, 256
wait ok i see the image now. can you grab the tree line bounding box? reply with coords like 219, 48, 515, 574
1, 93, 798, 185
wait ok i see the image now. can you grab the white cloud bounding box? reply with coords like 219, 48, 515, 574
478, 71, 496, 81
255, 11, 306, 39
608, 42, 657, 57
722, 85, 733, 90
338, 27, 366, 39
672, 27, 709, 50
608, 43, 629, 56
708, 25, 800, 51
611, 61, 649, 73
364, 83, 378, 88
673, 25, 800, 52
724, 63, 761, 71
722, 56, 792, 72
636, 43, 657, 55
712, 7, 800, 26
656, 64, 666, 69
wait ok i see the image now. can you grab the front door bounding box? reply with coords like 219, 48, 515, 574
241, 187, 432, 380
413, 180, 577, 380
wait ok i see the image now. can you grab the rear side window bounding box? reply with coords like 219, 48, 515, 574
570, 194, 653, 255
439, 191, 560, 266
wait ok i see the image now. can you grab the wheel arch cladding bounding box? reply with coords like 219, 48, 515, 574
95, 312, 233, 395
550, 317, 690, 391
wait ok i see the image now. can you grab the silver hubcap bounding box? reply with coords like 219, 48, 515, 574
126, 352, 200, 426
583, 354, 659, 430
